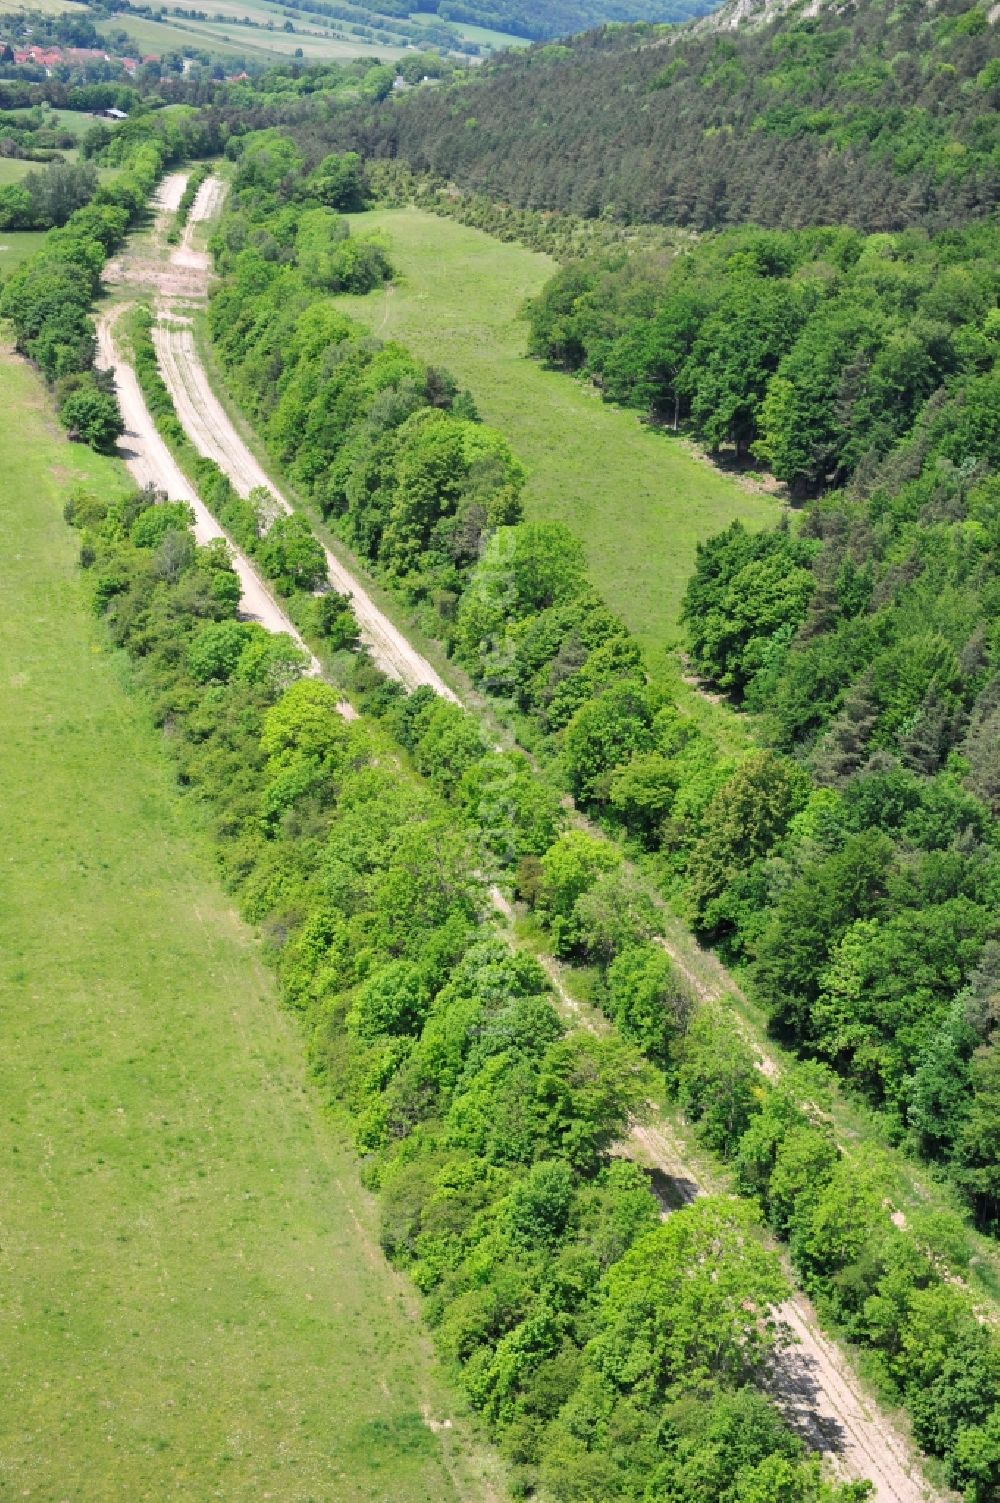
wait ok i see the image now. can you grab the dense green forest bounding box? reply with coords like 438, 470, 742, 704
524, 222, 999, 494
330, 0, 1000, 230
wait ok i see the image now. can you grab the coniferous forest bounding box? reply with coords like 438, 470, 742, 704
331, 0, 1000, 230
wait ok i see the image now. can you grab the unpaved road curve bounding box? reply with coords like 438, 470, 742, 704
96, 304, 361, 718
155, 320, 458, 700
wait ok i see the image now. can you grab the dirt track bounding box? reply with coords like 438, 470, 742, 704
110, 171, 939, 1503
147, 176, 458, 699
94, 304, 348, 701
155, 320, 458, 698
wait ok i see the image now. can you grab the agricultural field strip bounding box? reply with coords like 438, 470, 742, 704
163, 174, 937, 1503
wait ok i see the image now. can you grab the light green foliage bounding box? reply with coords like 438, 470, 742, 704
458, 751, 563, 865
537, 830, 623, 956
685, 750, 811, 937
296, 206, 393, 293
591, 1197, 788, 1398
260, 678, 349, 823
571, 869, 659, 965
455, 519, 587, 663
677, 1008, 759, 1158
303, 150, 366, 212
188, 617, 255, 682
562, 682, 653, 804
605, 943, 693, 1063
349, 960, 431, 1039
262, 677, 348, 768
258, 510, 328, 593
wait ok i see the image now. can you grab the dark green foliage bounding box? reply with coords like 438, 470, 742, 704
258, 512, 327, 594
0, 122, 194, 448
0, 159, 96, 230
207, 132, 522, 621
339, 2, 1000, 232
56, 371, 124, 452
525, 223, 998, 498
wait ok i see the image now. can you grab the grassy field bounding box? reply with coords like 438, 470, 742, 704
409, 10, 527, 48
0, 347, 501, 1502
0, 227, 47, 274
0, 0, 82, 11
98, 0, 519, 63
0, 157, 35, 184
338, 207, 782, 671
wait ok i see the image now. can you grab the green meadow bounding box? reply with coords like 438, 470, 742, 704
338, 207, 783, 670
0, 228, 48, 276
0, 347, 500, 1502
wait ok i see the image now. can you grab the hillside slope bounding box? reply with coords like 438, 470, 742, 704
339, 0, 1000, 230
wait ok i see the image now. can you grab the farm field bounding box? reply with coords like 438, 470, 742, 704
338, 206, 782, 668
100, 8, 409, 61
0, 347, 498, 1502
0, 0, 82, 11
408, 10, 527, 47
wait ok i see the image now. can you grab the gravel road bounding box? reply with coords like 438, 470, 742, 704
628, 1115, 936, 1503
95, 304, 352, 705
151, 176, 458, 699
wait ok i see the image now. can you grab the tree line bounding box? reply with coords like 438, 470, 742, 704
200, 132, 1000, 1496
64, 478, 874, 1503
524, 221, 999, 495
0, 133, 163, 450
0, 105, 226, 451
0, 159, 98, 231
398, 0, 716, 41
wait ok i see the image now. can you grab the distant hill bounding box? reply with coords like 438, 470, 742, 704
380, 0, 721, 43
337, 0, 1000, 231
